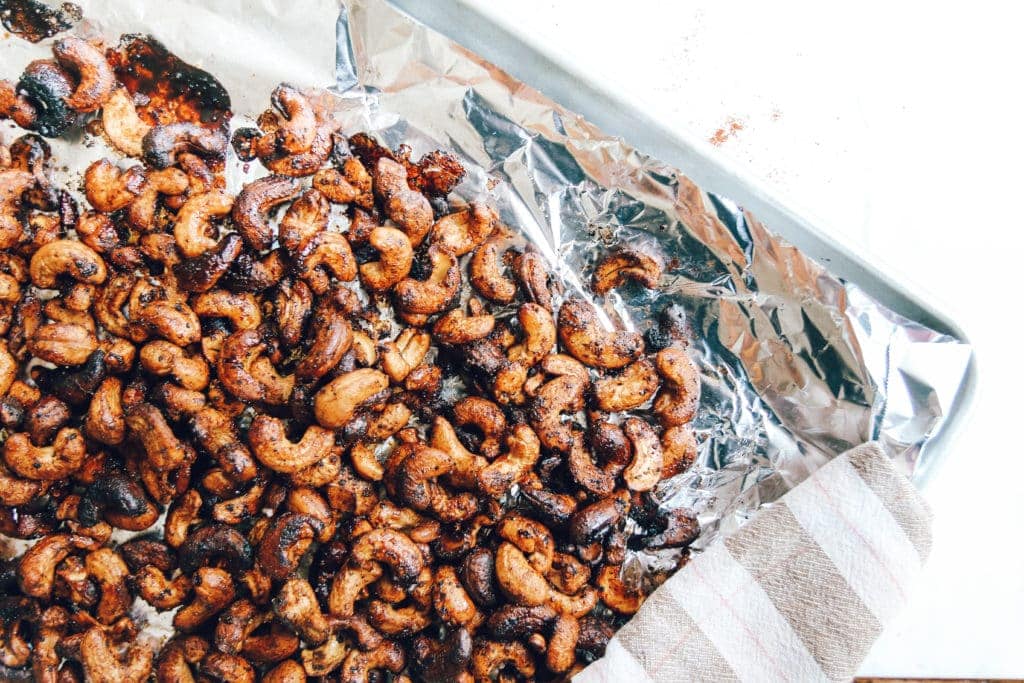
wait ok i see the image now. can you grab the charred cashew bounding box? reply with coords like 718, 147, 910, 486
173, 567, 236, 632
381, 328, 431, 382
593, 246, 664, 294
478, 424, 541, 498
30, 239, 107, 289
80, 627, 153, 683
193, 290, 262, 330
593, 357, 660, 412
84, 159, 145, 212
216, 330, 294, 404
52, 37, 116, 113
375, 157, 433, 247
653, 345, 701, 426
27, 321, 97, 365
232, 174, 300, 251
143, 122, 228, 169
3, 428, 85, 480
296, 231, 357, 294
393, 245, 461, 315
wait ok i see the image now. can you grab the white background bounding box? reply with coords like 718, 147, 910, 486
466, 0, 1023, 677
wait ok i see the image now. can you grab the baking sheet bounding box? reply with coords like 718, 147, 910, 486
1, 0, 972, 652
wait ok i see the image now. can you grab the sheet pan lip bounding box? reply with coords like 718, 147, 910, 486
374, 0, 976, 484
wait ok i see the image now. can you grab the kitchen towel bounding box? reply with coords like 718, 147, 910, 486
576, 441, 932, 683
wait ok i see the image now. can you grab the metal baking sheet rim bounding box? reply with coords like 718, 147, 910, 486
383, 0, 977, 487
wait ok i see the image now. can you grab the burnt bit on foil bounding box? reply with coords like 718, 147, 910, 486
0, 0, 81, 43
105, 34, 231, 129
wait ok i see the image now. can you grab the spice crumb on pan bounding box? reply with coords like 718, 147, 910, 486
708, 115, 745, 146
0, 18, 703, 683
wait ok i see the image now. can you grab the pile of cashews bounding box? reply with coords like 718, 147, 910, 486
1, 26, 701, 683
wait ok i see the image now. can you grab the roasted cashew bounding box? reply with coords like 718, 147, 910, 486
296, 300, 352, 381
83, 548, 131, 624
173, 190, 234, 257
595, 563, 643, 615
661, 424, 698, 479
432, 306, 494, 345
231, 174, 300, 250
653, 345, 701, 426
546, 614, 581, 673
83, 159, 145, 212
339, 640, 405, 683
273, 278, 313, 348
0, 79, 38, 131
17, 533, 92, 599
29, 239, 106, 289
52, 37, 116, 113
328, 561, 383, 617
394, 245, 461, 315
351, 528, 424, 584
127, 167, 189, 231
273, 577, 332, 645
248, 414, 334, 474
257, 512, 320, 580
178, 523, 254, 575
216, 329, 294, 404
142, 122, 228, 169
469, 236, 517, 304
136, 565, 191, 610
527, 356, 588, 454
141, 340, 209, 391
430, 201, 497, 256
428, 416, 486, 490
80, 626, 153, 683
0, 169, 35, 249
381, 327, 430, 382
296, 230, 357, 294
313, 157, 372, 208
512, 247, 553, 310
498, 512, 554, 575
471, 640, 535, 681
359, 226, 413, 292
622, 417, 665, 491
375, 157, 433, 247
313, 368, 389, 429
27, 321, 97, 365
173, 567, 236, 632
593, 357, 660, 412
478, 423, 541, 498
125, 402, 194, 471
102, 88, 151, 157
174, 233, 244, 293
193, 290, 262, 330
558, 297, 644, 369
278, 187, 327, 254
592, 245, 664, 294
16, 60, 76, 138
413, 627, 472, 683
2, 428, 85, 481
395, 443, 479, 523
266, 84, 317, 155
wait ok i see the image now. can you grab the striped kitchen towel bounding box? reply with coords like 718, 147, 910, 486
575, 441, 932, 683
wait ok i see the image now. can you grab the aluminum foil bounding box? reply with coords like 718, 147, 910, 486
1, 0, 970, 637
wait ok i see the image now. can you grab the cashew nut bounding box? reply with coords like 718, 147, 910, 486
29, 239, 106, 289
102, 88, 151, 157
358, 226, 413, 292
430, 201, 497, 256
231, 174, 300, 251
313, 368, 389, 429
558, 297, 644, 369
393, 245, 461, 315
374, 157, 432, 247
249, 414, 334, 474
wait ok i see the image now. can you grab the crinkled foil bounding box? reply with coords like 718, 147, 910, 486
2, 0, 970, 643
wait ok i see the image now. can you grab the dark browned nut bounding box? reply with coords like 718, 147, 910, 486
512, 247, 553, 309
396, 443, 479, 523
593, 357, 660, 413
155, 636, 208, 683
296, 231, 357, 294
193, 290, 262, 331
83, 159, 145, 212
460, 548, 498, 609
546, 551, 591, 596
80, 626, 153, 683
528, 361, 588, 455
222, 248, 286, 292
431, 565, 478, 627
216, 330, 294, 405
232, 174, 300, 251
263, 659, 307, 683
558, 298, 644, 369
479, 421, 544, 497
273, 577, 332, 645
0, 170, 35, 249
644, 508, 700, 550
432, 306, 495, 346
286, 486, 335, 542
51, 37, 116, 113
173, 567, 236, 632
622, 417, 664, 491
214, 599, 262, 654
278, 188, 327, 253
248, 414, 334, 474
83, 548, 131, 624
136, 565, 191, 610
413, 627, 472, 683
430, 201, 497, 256
653, 346, 701, 426
296, 301, 352, 381
128, 167, 189, 231
274, 279, 313, 348
359, 226, 414, 292
393, 245, 461, 315
469, 236, 516, 304
546, 614, 580, 673
257, 513, 319, 580
313, 368, 388, 429
2, 427, 85, 481
190, 407, 257, 482
375, 157, 433, 247
23, 395, 70, 447
16, 60, 77, 138
366, 600, 432, 637
125, 402, 194, 471
142, 122, 228, 169
199, 652, 255, 683
17, 533, 92, 599
661, 424, 698, 479
267, 84, 317, 155
102, 88, 150, 157
300, 634, 349, 677
173, 190, 234, 257
568, 490, 630, 546
351, 528, 424, 584
339, 640, 405, 683
453, 396, 506, 459
596, 563, 643, 615
141, 340, 209, 391
119, 538, 176, 573
80, 376, 123, 446
313, 158, 372, 208
592, 246, 664, 294
471, 640, 535, 681
381, 328, 430, 382
178, 524, 254, 575
1, 79, 39, 132
577, 615, 615, 659
78, 472, 160, 531
328, 561, 383, 617
261, 124, 334, 178
174, 233, 244, 293
486, 604, 557, 641
364, 401, 413, 442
